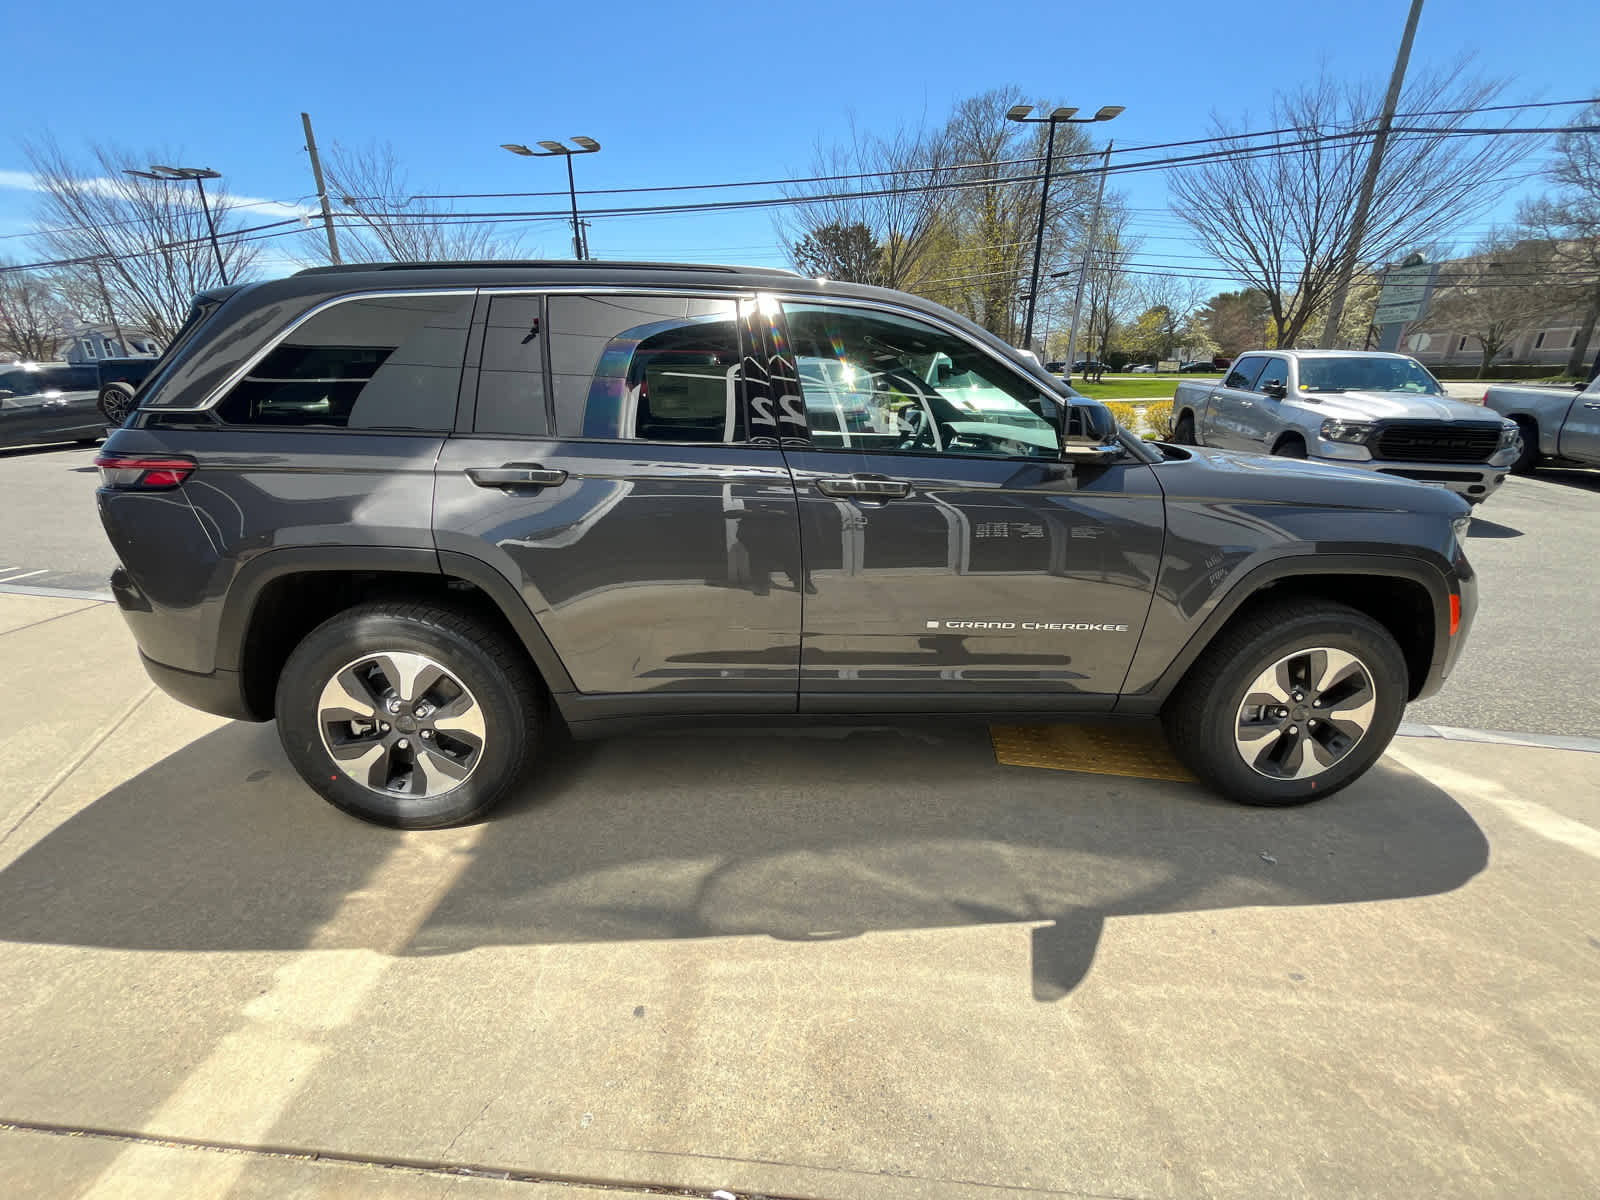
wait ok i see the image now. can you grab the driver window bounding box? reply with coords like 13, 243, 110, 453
782, 302, 1060, 459
1222, 356, 1267, 391
1255, 358, 1289, 394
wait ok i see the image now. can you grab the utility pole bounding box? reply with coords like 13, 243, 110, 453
89, 259, 125, 354
1064, 142, 1113, 381
1318, 0, 1425, 348
301, 112, 342, 265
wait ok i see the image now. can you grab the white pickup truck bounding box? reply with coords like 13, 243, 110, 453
1171, 349, 1522, 504
1482, 376, 1600, 472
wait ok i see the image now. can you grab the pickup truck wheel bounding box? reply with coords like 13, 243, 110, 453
1162, 601, 1406, 806
1509, 418, 1540, 474
1173, 412, 1197, 444
275, 601, 540, 828
98, 383, 136, 426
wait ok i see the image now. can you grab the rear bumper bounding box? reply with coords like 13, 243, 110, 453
137, 652, 259, 723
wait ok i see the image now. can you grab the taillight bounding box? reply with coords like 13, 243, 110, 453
95, 454, 195, 490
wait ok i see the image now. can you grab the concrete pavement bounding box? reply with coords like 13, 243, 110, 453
2, 594, 1597, 1199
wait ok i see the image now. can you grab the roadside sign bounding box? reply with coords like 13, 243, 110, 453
1373, 262, 1438, 325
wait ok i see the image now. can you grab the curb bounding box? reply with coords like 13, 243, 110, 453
0, 583, 114, 603
1397, 722, 1600, 755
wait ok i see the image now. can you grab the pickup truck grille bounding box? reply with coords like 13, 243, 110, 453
1374, 421, 1501, 463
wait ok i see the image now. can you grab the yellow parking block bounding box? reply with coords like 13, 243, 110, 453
990, 722, 1198, 783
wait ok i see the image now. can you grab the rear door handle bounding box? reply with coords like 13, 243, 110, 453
466, 463, 568, 489
815, 475, 911, 500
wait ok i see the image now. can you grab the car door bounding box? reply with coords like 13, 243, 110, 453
1558, 379, 1600, 462
772, 298, 1164, 708
1202, 355, 1268, 450
432, 291, 803, 710
1239, 355, 1290, 450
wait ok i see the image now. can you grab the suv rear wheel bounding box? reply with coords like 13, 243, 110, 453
275, 601, 540, 828
1162, 601, 1406, 805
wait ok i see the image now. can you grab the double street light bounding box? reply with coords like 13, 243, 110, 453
1005, 104, 1124, 356
123, 164, 229, 285
501, 137, 602, 260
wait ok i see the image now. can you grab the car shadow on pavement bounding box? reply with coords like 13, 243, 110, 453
1537, 467, 1600, 494
1467, 517, 1523, 539
0, 720, 1489, 1001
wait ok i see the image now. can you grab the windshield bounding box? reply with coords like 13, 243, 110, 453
1297, 356, 1442, 395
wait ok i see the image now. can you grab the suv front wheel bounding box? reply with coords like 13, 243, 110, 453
1162, 601, 1407, 805
275, 601, 540, 827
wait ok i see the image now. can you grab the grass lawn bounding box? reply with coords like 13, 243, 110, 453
1062, 375, 1221, 401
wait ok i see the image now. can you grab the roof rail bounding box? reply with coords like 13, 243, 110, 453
293, 260, 800, 277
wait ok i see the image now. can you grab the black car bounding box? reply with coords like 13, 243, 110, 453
96, 261, 1476, 827
0, 362, 104, 449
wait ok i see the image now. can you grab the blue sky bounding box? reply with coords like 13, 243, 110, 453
4, 0, 1596, 283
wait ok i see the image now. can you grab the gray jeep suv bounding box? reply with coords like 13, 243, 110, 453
96, 262, 1477, 827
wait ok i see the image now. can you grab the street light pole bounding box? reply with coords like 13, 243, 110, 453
1005, 103, 1124, 355
125, 164, 229, 285
501, 137, 603, 261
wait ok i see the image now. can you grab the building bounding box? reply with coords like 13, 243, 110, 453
57, 324, 162, 363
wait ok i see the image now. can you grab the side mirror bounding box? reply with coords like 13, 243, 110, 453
0, 389, 13, 400
1575, 382, 1588, 392
1261, 380, 1288, 400
1059, 403, 1121, 462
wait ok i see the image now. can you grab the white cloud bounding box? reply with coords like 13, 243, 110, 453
0, 168, 311, 221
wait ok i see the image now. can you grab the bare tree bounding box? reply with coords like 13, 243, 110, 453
1420, 233, 1562, 376
1518, 100, 1600, 378
1078, 200, 1141, 375
322, 142, 524, 263
0, 265, 72, 359
23, 138, 263, 340
1169, 65, 1535, 348
778, 116, 954, 292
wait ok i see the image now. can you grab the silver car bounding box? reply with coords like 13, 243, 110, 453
1171, 350, 1521, 504
0, 362, 106, 449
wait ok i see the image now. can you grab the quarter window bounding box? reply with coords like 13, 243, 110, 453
782, 302, 1060, 459
546, 295, 744, 441
214, 293, 473, 430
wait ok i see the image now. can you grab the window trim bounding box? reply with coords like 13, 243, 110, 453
176, 287, 480, 414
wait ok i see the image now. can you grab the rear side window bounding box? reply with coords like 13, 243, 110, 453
546, 294, 743, 440
1223, 356, 1267, 391
215, 293, 473, 430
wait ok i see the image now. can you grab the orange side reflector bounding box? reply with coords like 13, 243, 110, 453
1449, 594, 1461, 637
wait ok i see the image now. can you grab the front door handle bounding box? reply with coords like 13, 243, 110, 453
1583, 401, 1600, 410
466, 463, 568, 489
815, 475, 912, 500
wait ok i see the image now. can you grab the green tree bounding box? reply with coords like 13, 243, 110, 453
1194, 289, 1272, 356
791, 221, 885, 284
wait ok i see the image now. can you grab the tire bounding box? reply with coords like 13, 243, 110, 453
1173, 412, 1197, 445
1162, 601, 1407, 806
1509, 418, 1540, 475
98, 384, 136, 426
275, 601, 541, 828
1273, 437, 1308, 458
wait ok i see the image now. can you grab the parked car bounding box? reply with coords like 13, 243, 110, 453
1043, 361, 1067, 375
0, 361, 105, 449
95, 356, 162, 426
97, 262, 1476, 827
1178, 360, 1218, 373
1129, 363, 1157, 374
1482, 377, 1600, 472
1072, 359, 1106, 374
1170, 350, 1521, 504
